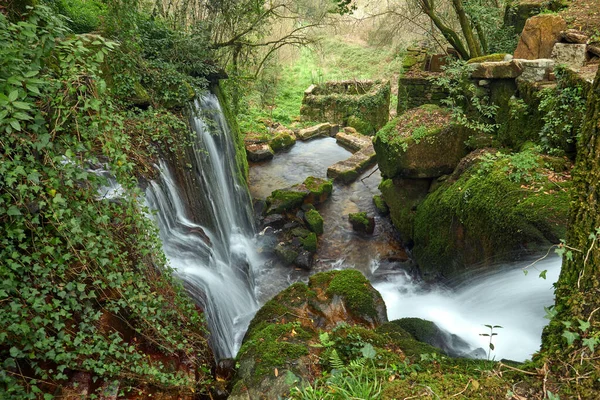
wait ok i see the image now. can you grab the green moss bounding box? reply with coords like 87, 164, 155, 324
376, 322, 443, 359
213, 83, 250, 183
347, 115, 374, 135
349, 212, 370, 226
269, 131, 296, 152
237, 322, 311, 384
300, 232, 318, 252
303, 176, 333, 197
246, 299, 292, 334
304, 209, 324, 234
467, 53, 508, 64
313, 270, 380, 320
413, 153, 571, 279
275, 244, 299, 266
266, 189, 306, 214
291, 227, 311, 238
373, 194, 389, 215
379, 178, 430, 241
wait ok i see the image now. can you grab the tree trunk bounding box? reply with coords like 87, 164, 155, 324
541, 68, 600, 397
418, 0, 470, 59
451, 0, 482, 58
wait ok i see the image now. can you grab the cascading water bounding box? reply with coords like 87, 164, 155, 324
248, 137, 562, 362
145, 94, 262, 360
373, 256, 561, 361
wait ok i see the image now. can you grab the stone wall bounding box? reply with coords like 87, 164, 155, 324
397, 74, 448, 115
300, 80, 390, 135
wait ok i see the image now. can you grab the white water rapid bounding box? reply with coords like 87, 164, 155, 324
374, 255, 561, 361
145, 94, 262, 360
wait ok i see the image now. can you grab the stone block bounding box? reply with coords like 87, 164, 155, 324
551, 43, 588, 70
246, 143, 274, 162
516, 58, 555, 82
471, 60, 523, 79
297, 123, 332, 140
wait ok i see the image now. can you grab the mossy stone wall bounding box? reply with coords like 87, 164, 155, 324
300, 80, 390, 135
397, 76, 448, 115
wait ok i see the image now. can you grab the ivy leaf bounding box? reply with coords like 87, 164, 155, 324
539, 270, 547, 280
562, 330, 580, 346
361, 343, 376, 359
578, 319, 591, 332
582, 337, 598, 353
7, 206, 21, 216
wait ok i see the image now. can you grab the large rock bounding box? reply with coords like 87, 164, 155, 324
514, 14, 566, 59
265, 176, 333, 215
246, 143, 274, 162
412, 150, 571, 281
471, 60, 523, 79
374, 111, 470, 179
268, 129, 296, 152
551, 43, 588, 70
230, 270, 388, 399
379, 178, 431, 242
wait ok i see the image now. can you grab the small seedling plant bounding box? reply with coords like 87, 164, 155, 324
480, 324, 503, 360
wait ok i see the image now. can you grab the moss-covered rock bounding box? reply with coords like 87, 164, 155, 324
379, 178, 431, 242
265, 189, 307, 215
231, 270, 388, 398
467, 53, 509, 64
264, 176, 331, 215
268, 130, 296, 152
300, 232, 318, 252
274, 243, 299, 266
413, 150, 571, 280
348, 212, 375, 234
304, 209, 324, 234
373, 194, 389, 215
374, 106, 470, 179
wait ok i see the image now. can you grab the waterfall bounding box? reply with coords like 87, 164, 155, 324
374, 255, 561, 361
145, 94, 261, 359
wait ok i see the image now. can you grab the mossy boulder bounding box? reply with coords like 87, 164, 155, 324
413, 150, 571, 280
231, 270, 388, 398
300, 232, 318, 252
274, 243, 299, 266
388, 318, 483, 358
304, 209, 324, 234
265, 189, 306, 215
348, 212, 375, 234
374, 106, 470, 179
467, 53, 509, 64
379, 178, 431, 242
373, 194, 389, 215
264, 176, 332, 215
268, 130, 296, 152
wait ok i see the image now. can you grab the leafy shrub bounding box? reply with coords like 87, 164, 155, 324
0, 7, 211, 398
44, 0, 106, 33
538, 68, 586, 156
430, 59, 498, 134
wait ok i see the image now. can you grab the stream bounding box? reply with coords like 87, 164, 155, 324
249, 137, 560, 361
146, 95, 559, 362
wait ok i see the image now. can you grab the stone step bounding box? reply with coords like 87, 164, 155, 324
327, 144, 377, 184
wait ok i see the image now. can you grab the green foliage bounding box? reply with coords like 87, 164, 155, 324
537, 67, 587, 156
0, 7, 210, 398
43, 0, 106, 33
430, 59, 498, 134
476, 148, 544, 184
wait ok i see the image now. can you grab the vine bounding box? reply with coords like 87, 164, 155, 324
0, 6, 211, 398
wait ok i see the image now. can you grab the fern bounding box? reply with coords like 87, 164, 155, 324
329, 349, 345, 371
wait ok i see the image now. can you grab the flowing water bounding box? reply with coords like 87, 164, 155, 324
249, 137, 561, 361
145, 94, 263, 360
